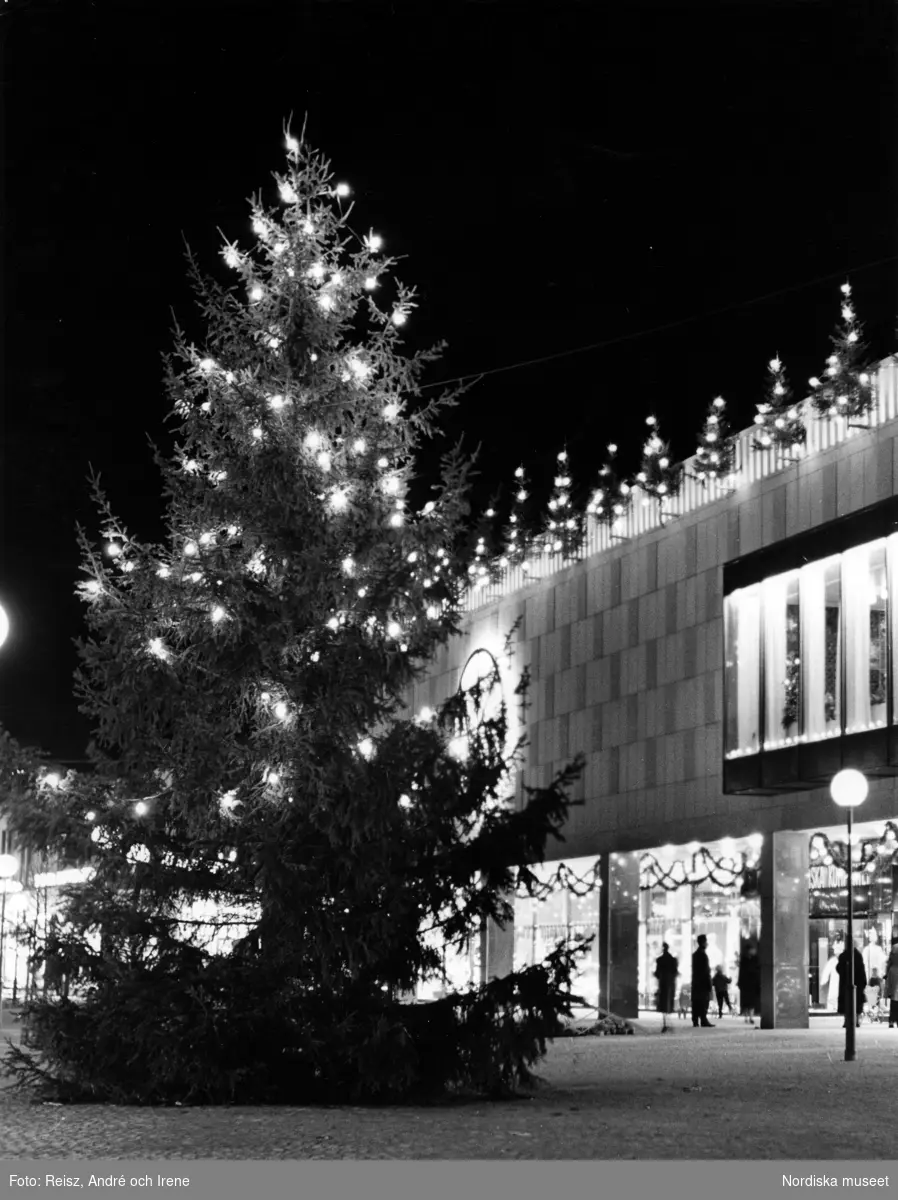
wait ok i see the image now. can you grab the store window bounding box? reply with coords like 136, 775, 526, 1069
724, 584, 761, 757
724, 533, 895, 759
512, 858, 601, 1013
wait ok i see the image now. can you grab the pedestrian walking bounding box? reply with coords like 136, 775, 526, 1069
737, 942, 760, 1024
884, 935, 898, 1028
654, 942, 679, 1032
836, 938, 867, 1028
691, 933, 714, 1027
712, 966, 733, 1018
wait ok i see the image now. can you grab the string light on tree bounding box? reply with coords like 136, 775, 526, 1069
36, 125, 590, 1107
543, 447, 583, 564
636, 416, 682, 516
503, 465, 534, 568
809, 282, 875, 422
751, 356, 805, 458
587, 443, 630, 528
694, 396, 737, 485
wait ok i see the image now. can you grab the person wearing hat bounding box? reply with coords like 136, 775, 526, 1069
691, 933, 714, 1027
655, 942, 679, 1025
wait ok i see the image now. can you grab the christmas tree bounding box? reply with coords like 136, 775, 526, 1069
586, 443, 630, 529
635, 416, 682, 519
1, 129, 585, 1105
694, 395, 738, 484
502, 464, 537, 571
542, 449, 584, 564
752, 357, 805, 457
808, 282, 875, 422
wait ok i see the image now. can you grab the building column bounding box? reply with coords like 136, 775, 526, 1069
759, 830, 809, 1029
482, 904, 515, 982
599, 850, 640, 1018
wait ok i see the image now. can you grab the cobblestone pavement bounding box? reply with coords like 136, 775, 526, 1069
1, 1017, 897, 1159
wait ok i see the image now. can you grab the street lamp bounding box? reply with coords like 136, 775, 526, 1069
830, 768, 869, 1062
0, 851, 20, 1033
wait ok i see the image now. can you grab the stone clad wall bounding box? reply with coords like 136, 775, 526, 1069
410, 416, 898, 860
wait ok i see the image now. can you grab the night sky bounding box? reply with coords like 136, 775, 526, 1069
1, 0, 896, 763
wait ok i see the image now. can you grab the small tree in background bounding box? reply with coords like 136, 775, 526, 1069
752, 357, 806, 459
0, 128, 586, 1106
808, 281, 876, 424
501, 464, 539, 571
635, 416, 682, 522
542, 448, 584, 565
694, 395, 738, 485
586, 443, 631, 533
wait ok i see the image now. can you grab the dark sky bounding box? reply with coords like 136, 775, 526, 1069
1, 0, 896, 762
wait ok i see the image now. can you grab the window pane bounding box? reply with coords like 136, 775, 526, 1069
844, 541, 887, 734
724, 585, 761, 757
763, 570, 800, 749
800, 555, 841, 741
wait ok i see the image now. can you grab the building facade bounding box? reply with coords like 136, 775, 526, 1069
410, 358, 898, 1028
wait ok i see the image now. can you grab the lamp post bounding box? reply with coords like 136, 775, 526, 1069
0, 851, 20, 1033
830, 768, 869, 1062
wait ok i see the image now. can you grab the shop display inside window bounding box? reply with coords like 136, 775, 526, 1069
725, 535, 894, 758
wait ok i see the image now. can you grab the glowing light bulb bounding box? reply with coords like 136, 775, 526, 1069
184, 541, 199, 557
383, 475, 400, 495
304, 430, 323, 451
211, 606, 227, 624
327, 616, 339, 631
387, 621, 401, 638
279, 181, 298, 203
274, 701, 289, 721
252, 426, 263, 440
134, 801, 148, 817
266, 770, 280, 786
250, 286, 264, 301
335, 182, 350, 197
383, 402, 400, 421
157, 565, 170, 578
105, 542, 121, 558
392, 309, 407, 327
148, 638, 168, 660
318, 294, 335, 312
286, 134, 300, 153
426, 605, 439, 619
390, 512, 403, 527
352, 438, 366, 454
358, 738, 374, 760
366, 232, 383, 252
342, 557, 355, 574
224, 247, 241, 269
422, 501, 435, 515
364, 276, 378, 290
85, 810, 96, 823
399, 794, 411, 809
329, 487, 349, 511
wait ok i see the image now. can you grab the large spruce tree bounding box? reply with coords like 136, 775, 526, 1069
1, 129, 584, 1105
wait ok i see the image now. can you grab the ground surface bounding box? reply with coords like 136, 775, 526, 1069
0, 1014, 895, 1160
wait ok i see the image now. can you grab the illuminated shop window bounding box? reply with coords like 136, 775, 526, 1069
724, 534, 895, 758
762, 569, 800, 749
724, 584, 761, 757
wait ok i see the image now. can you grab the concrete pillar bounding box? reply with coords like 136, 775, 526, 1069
759, 830, 809, 1029
483, 907, 515, 981
600, 850, 640, 1018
